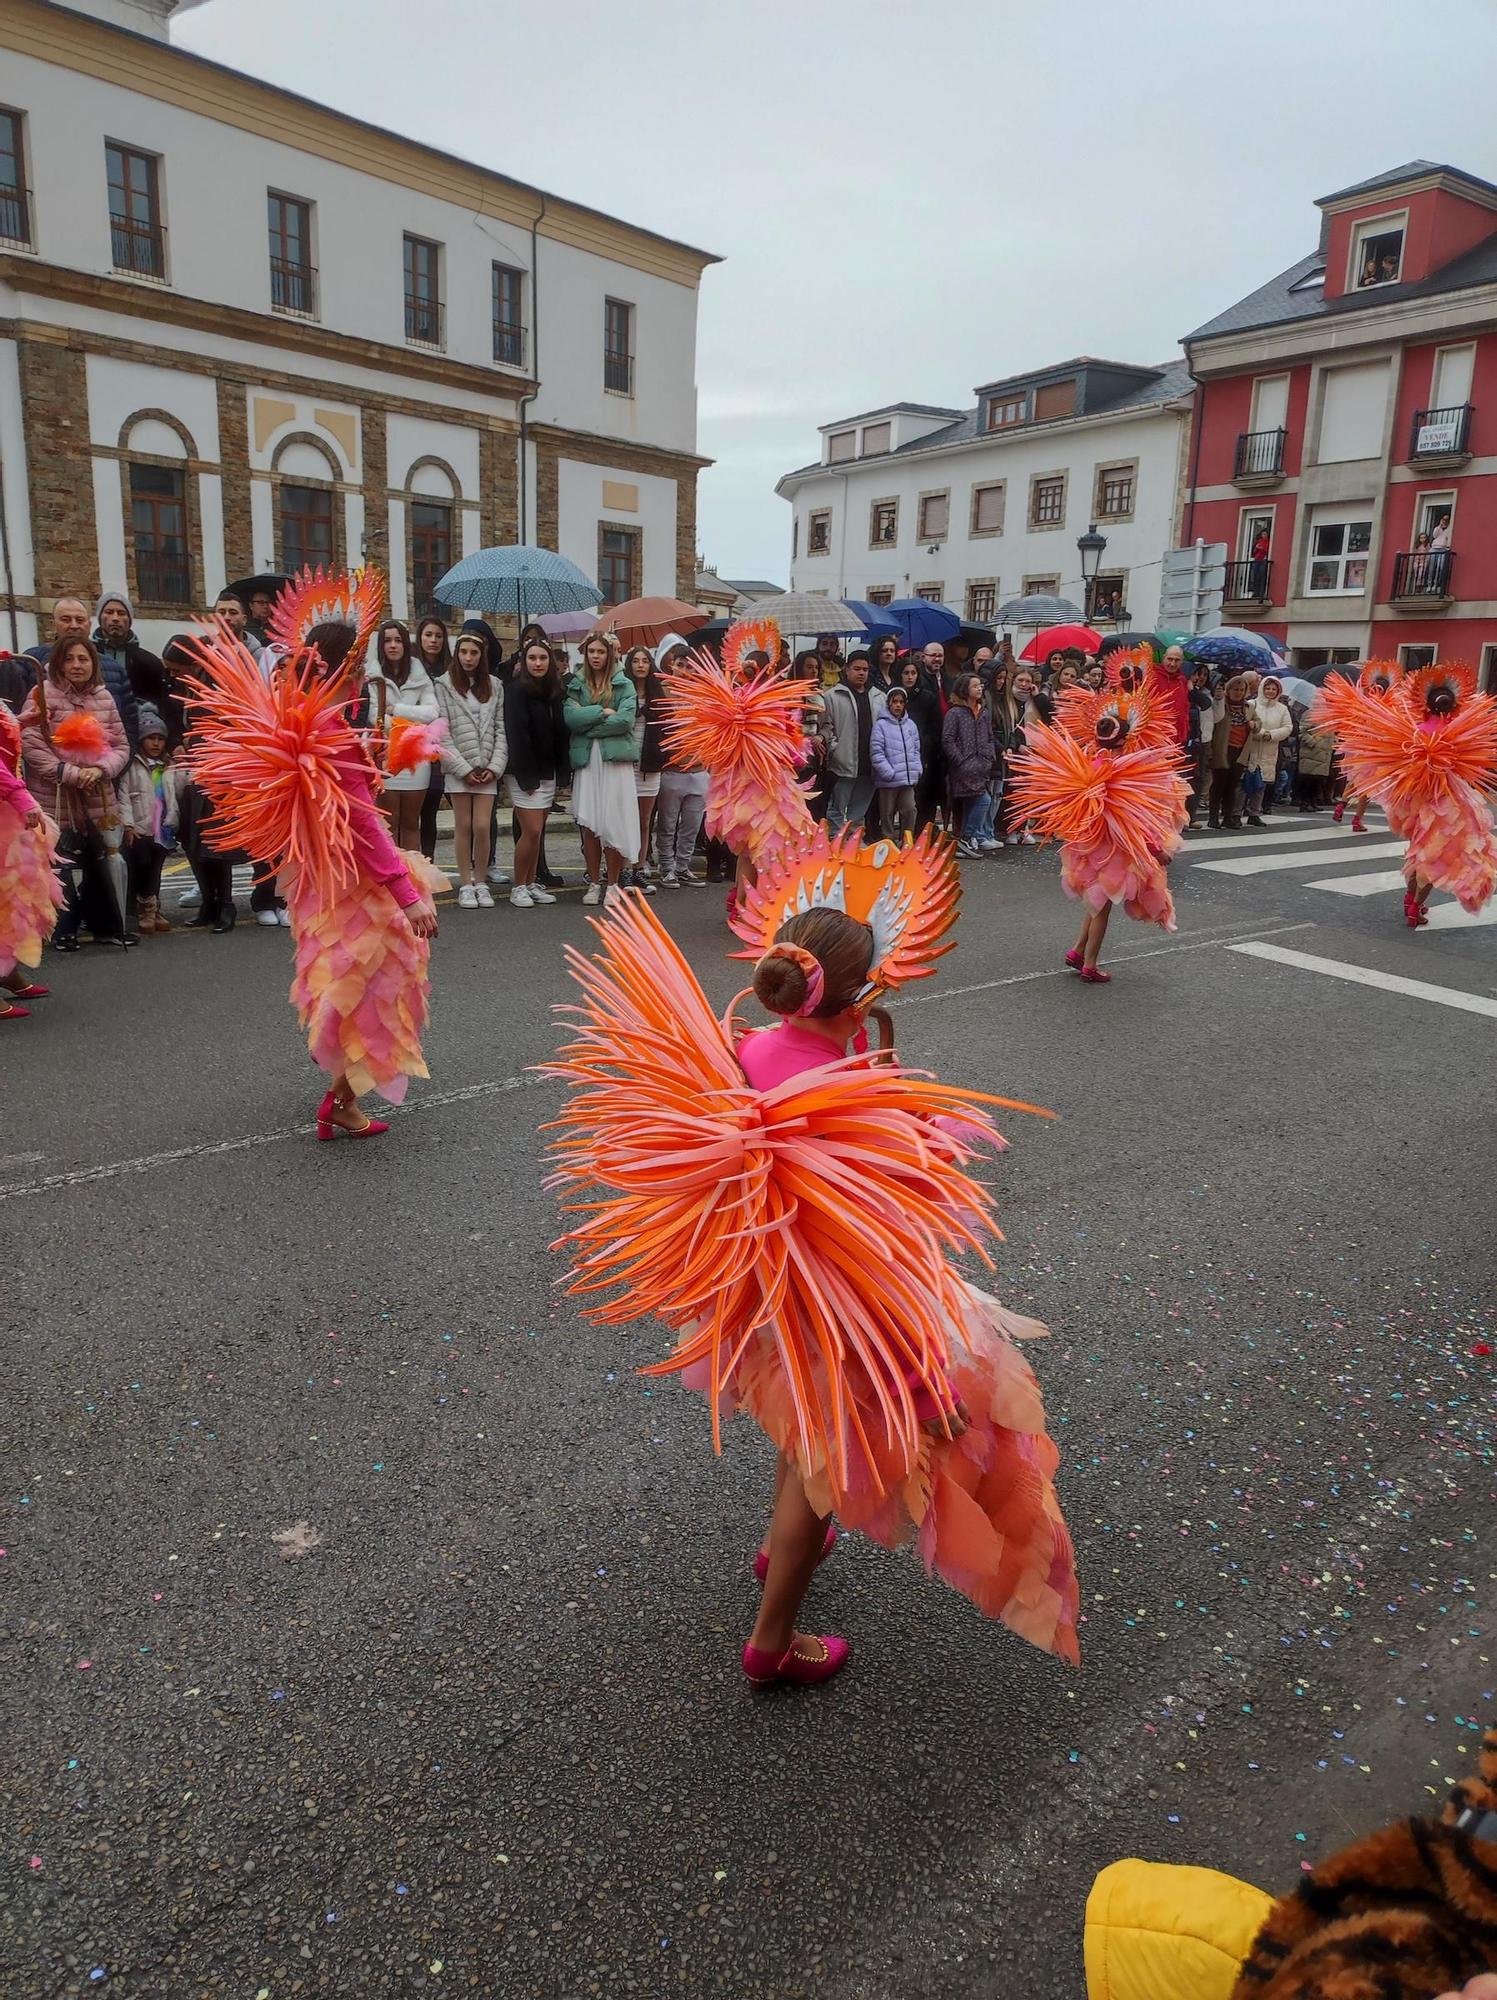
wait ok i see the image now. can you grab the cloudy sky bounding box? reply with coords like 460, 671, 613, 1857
179, 0, 1497, 586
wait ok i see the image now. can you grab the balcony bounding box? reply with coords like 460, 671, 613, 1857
604, 349, 634, 396
1390, 548, 1455, 608
404, 293, 444, 349
1232, 427, 1287, 487
270, 254, 317, 318
110, 215, 167, 281
1409, 403, 1473, 467
493, 321, 528, 369
1223, 558, 1274, 607
0, 181, 32, 248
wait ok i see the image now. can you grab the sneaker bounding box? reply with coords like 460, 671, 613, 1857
457, 884, 478, 909
255, 909, 281, 928
474, 883, 495, 908
582, 882, 603, 907
486, 866, 511, 888
978, 838, 1001, 852
1020, 831, 1037, 846
661, 872, 680, 889
1004, 834, 1021, 846
956, 839, 980, 858
276, 908, 291, 927
635, 869, 658, 896
527, 885, 557, 905
509, 885, 535, 909
179, 885, 201, 907
679, 869, 704, 886
603, 885, 625, 912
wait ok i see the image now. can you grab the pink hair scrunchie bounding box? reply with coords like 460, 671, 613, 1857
759, 942, 825, 1015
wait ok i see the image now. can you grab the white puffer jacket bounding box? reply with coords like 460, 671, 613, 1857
1242, 681, 1293, 781
367, 663, 440, 792
434, 674, 506, 784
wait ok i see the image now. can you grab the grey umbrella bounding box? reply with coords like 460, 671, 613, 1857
994, 592, 1088, 627
739, 592, 874, 637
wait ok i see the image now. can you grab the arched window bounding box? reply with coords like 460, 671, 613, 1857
120, 411, 196, 608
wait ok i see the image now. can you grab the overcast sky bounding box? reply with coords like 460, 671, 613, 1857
178, 0, 1497, 586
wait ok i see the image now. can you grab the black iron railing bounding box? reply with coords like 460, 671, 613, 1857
270, 255, 316, 316
135, 548, 191, 603
111, 215, 166, 279
1391, 549, 1455, 599
1409, 404, 1473, 458
604, 349, 634, 395
1233, 427, 1286, 478
0, 181, 31, 247
1224, 557, 1274, 602
404, 293, 444, 347
494, 321, 527, 368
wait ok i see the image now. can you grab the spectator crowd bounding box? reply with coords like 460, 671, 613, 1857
1, 588, 1340, 952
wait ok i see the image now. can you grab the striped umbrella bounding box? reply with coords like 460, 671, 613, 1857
738, 592, 874, 637
434, 545, 603, 620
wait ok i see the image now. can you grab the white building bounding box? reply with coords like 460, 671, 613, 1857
0, 0, 717, 652
777, 358, 1195, 630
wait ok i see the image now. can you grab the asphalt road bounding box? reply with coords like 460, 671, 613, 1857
4, 813, 1495, 1999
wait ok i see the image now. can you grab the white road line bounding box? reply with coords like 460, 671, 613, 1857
896, 920, 1315, 1009
1183, 821, 1387, 854
1304, 869, 1407, 897
0, 1071, 558, 1200
1196, 840, 1405, 877
1424, 899, 1497, 930
1228, 942, 1497, 1017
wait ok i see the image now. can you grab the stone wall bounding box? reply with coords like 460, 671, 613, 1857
16, 334, 95, 608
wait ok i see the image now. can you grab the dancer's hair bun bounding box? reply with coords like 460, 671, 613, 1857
753, 942, 824, 1016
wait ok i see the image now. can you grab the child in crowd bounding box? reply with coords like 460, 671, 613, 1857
870, 683, 923, 841
117, 706, 178, 934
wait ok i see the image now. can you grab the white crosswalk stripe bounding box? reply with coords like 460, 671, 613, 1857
1195, 841, 1406, 877
1185, 811, 1497, 925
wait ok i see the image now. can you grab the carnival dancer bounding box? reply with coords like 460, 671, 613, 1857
544, 826, 1078, 1688
1326, 660, 1403, 834
657, 616, 812, 920
1312, 661, 1497, 929
1005, 680, 1191, 984
0, 703, 62, 1018
181, 568, 443, 1138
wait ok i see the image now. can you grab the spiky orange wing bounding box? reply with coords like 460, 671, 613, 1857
722, 617, 783, 679
1054, 681, 1171, 750
386, 715, 447, 774
543, 894, 1027, 1502
266, 565, 386, 662
729, 823, 960, 990
1005, 720, 1189, 864
659, 652, 806, 772
179, 624, 360, 901
51, 712, 111, 760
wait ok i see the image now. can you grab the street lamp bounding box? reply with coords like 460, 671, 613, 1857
1077, 521, 1107, 619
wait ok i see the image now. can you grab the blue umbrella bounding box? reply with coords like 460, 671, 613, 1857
841, 598, 899, 642
1213, 624, 1287, 657
882, 598, 961, 650
434, 544, 603, 620
1183, 631, 1280, 673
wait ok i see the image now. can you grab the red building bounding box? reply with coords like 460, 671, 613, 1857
1182, 161, 1497, 683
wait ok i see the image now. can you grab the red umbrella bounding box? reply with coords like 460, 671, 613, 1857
1019, 622, 1102, 663
591, 597, 711, 648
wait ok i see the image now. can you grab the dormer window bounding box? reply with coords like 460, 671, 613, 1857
1352, 217, 1405, 289
986, 394, 1026, 430
828, 430, 856, 464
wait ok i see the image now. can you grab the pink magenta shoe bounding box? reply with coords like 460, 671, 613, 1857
1332, 802, 1345, 823
753, 1522, 837, 1585
1064, 948, 1083, 972
0, 1003, 31, 1020
1352, 814, 1367, 833
742, 1633, 850, 1689
1079, 965, 1112, 984
11, 982, 48, 998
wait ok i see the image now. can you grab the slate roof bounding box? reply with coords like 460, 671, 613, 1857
782, 360, 1193, 482
822, 402, 964, 430
720, 578, 785, 596
1317, 160, 1497, 206
1186, 231, 1497, 346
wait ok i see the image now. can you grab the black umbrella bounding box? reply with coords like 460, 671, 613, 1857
1298, 660, 1360, 687
1098, 630, 1159, 660
227, 572, 291, 608
955, 622, 996, 652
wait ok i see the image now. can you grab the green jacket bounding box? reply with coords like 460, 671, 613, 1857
564, 668, 637, 768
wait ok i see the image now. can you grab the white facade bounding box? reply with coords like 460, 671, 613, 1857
778, 382, 1193, 629
0, 0, 713, 650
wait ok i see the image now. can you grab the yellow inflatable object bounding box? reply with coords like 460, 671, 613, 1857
1084, 1859, 1273, 2000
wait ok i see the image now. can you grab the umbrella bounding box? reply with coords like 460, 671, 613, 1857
993, 592, 1087, 629
1298, 660, 1359, 688
227, 572, 291, 608
1183, 632, 1281, 673
590, 597, 710, 648
1019, 622, 1103, 663
1098, 630, 1159, 661
536, 610, 596, 641
738, 592, 873, 636
434, 545, 602, 621
1213, 624, 1287, 658
881, 598, 961, 651
956, 621, 997, 652
686, 618, 731, 650
841, 599, 899, 642
1274, 674, 1317, 707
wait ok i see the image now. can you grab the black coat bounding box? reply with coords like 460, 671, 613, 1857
503, 675, 568, 794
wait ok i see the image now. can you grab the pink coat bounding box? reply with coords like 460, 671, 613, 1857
19, 681, 129, 828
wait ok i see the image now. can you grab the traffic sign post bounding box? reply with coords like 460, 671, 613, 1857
1157, 540, 1227, 633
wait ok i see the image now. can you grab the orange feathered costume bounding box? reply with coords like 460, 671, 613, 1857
180, 567, 445, 1101
0, 704, 63, 979
1005, 686, 1191, 929
544, 827, 1079, 1664
1311, 662, 1497, 912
